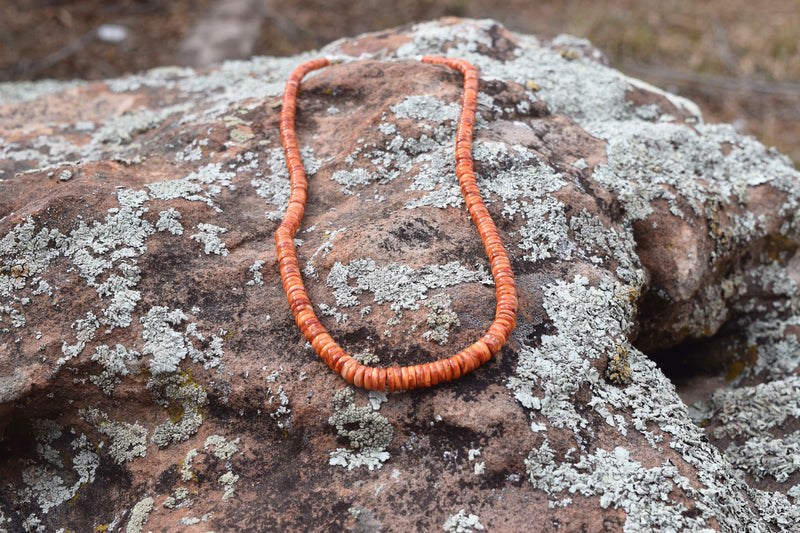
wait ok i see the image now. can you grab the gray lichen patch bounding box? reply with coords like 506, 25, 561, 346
92, 103, 191, 146
471, 142, 575, 263
692, 360, 800, 485
141, 306, 190, 374
58, 311, 100, 366
442, 509, 485, 533
326, 258, 492, 313
591, 121, 800, 226
0, 79, 85, 104
15, 424, 99, 516
218, 471, 240, 501
696, 376, 800, 440
509, 275, 635, 430
525, 442, 710, 532
328, 388, 393, 471
246, 259, 265, 286
138, 305, 225, 375
146, 159, 237, 210
80, 408, 148, 464
252, 147, 320, 220
724, 432, 800, 482
0, 185, 158, 339
147, 371, 208, 447
423, 292, 460, 345
190, 223, 229, 256
329, 388, 393, 450
125, 496, 155, 533
204, 435, 241, 460
156, 208, 184, 235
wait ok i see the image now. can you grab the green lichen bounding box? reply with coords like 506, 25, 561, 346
352, 349, 380, 366
329, 389, 392, 450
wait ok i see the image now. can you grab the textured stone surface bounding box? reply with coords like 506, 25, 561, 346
2, 17, 800, 532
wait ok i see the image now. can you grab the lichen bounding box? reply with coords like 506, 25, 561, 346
147, 162, 236, 213
246, 260, 265, 286
328, 388, 393, 470
190, 223, 229, 256
81, 408, 148, 463
218, 471, 239, 501
125, 496, 154, 533
89, 343, 139, 394
422, 292, 460, 345
442, 509, 485, 533
141, 306, 190, 374
92, 104, 190, 146
204, 435, 241, 460
148, 371, 208, 447
181, 448, 198, 482
348, 505, 384, 533
326, 258, 491, 313
18, 426, 98, 515
525, 442, 712, 532
252, 147, 320, 220
156, 208, 184, 235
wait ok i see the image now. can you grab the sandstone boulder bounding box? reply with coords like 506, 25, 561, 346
1, 18, 800, 532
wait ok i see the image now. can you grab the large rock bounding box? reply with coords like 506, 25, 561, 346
2, 17, 800, 532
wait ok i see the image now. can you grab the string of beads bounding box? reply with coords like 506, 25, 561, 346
275, 56, 517, 391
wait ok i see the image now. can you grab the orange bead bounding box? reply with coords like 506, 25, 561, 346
353, 365, 366, 388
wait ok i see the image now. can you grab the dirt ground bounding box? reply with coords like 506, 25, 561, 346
2, 0, 799, 165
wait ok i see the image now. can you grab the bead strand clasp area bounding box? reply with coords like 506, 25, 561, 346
275, 56, 517, 391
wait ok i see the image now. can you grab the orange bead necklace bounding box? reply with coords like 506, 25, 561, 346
275, 56, 517, 391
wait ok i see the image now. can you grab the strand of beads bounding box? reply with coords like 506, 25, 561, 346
275, 56, 517, 390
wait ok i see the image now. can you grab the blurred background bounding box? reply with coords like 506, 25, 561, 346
2, 0, 799, 166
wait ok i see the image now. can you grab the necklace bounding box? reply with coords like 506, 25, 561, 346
276, 56, 517, 391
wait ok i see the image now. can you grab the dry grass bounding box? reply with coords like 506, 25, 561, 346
1, 0, 798, 165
